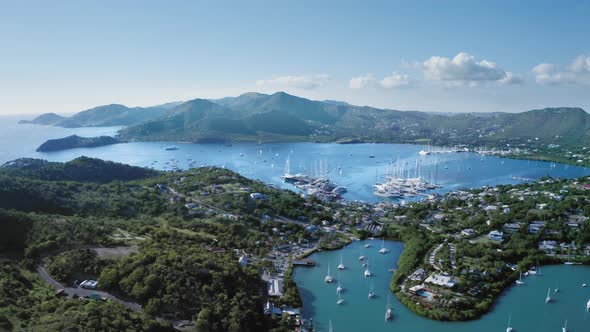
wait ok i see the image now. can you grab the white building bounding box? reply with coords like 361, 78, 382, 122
488, 230, 504, 241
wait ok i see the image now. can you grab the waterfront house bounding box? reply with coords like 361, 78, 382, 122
488, 230, 504, 241
425, 274, 456, 288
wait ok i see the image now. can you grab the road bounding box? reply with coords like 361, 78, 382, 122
36, 265, 142, 312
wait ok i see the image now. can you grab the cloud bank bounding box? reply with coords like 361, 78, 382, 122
533, 55, 590, 85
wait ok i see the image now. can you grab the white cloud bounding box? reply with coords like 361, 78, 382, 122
498, 72, 524, 85
256, 74, 330, 90
533, 55, 590, 85
349, 74, 376, 89
421, 52, 515, 85
379, 72, 413, 89
349, 72, 413, 89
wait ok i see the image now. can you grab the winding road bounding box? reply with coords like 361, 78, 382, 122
36, 265, 142, 312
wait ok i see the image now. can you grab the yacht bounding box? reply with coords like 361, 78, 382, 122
364, 243, 371, 248
545, 288, 552, 303
325, 265, 333, 283
358, 255, 365, 261
562, 319, 567, 332
329, 320, 333, 332
337, 292, 344, 305
165, 145, 178, 151
506, 314, 513, 332
336, 272, 343, 294
583, 283, 587, 288
587, 299, 590, 310
368, 282, 375, 299
385, 294, 392, 321
515, 272, 524, 285
418, 150, 430, 156
338, 255, 345, 270
378, 238, 389, 254
364, 259, 371, 277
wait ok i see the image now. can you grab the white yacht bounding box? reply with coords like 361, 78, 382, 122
364, 259, 371, 277
336, 272, 343, 294
368, 282, 375, 299
385, 294, 392, 321
587, 299, 590, 310
515, 272, 524, 285
545, 288, 551, 303
325, 265, 333, 283
378, 238, 389, 254
337, 292, 344, 305
328, 320, 333, 332
338, 255, 345, 270
582, 283, 587, 288
364, 243, 371, 248
562, 319, 567, 332
506, 314, 513, 332
358, 255, 365, 261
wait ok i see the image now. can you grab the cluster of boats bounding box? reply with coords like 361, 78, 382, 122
283, 159, 347, 201
374, 159, 441, 198
323, 239, 393, 322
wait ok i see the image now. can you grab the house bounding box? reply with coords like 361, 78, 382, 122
461, 229, 476, 236
488, 230, 504, 241
238, 255, 248, 267
528, 221, 545, 234
250, 193, 264, 200
409, 268, 426, 281
502, 223, 522, 234
267, 278, 284, 297
538, 240, 557, 253
425, 274, 456, 288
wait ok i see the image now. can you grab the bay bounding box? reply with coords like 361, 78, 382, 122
293, 240, 590, 332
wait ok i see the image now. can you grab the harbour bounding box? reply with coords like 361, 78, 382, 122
293, 240, 590, 332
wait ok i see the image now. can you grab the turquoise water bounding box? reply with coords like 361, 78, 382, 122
2, 116, 590, 202
293, 240, 590, 332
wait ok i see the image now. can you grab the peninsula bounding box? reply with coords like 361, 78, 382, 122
36, 135, 120, 152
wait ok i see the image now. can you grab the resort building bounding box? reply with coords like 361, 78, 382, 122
488, 230, 504, 241
424, 274, 456, 288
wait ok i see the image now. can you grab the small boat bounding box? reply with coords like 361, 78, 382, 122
515, 272, 524, 285
587, 299, 590, 311
364, 259, 371, 277
562, 319, 568, 332
165, 145, 178, 151
325, 265, 333, 283
583, 283, 587, 288
328, 320, 333, 332
364, 243, 371, 248
385, 293, 392, 321
546, 288, 552, 303
506, 314, 513, 332
378, 238, 389, 254
337, 292, 344, 305
369, 155, 376, 158
338, 255, 345, 270
358, 255, 365, 261
368, 282, 375, 299
336, 271, 343, 294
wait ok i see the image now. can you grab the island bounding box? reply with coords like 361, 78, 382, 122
36, 135, 120, 152
18, 112, 65, 125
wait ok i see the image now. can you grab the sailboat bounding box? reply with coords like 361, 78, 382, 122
515, 272, 524, 285
325, 264, 333, 283
364, 242, 371, 248
338, 255, 345, 270
329, 320, 333, 332
358, 249, 365, 261
385, 293, 392, 321
545, 288, 552, 303
336, 272, 343, 294
587, 299, 590, 310
506, 314, 513, 332
537, 261, 543, 276
337, 292, 344, 305
562, 319, 567, 332
378, 238, 389, 254
364, 259, 372, 277
554, 281, 559, 293
368, 281, 375, 299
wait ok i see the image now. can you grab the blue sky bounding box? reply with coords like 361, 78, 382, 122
1, 0, 589, 114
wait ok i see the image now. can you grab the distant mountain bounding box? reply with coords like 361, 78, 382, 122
36, 135, 120, 152
18, 113, 65, 125
55, 104, 168, 127
118, 92, 590, 147
1, 156, 157, 183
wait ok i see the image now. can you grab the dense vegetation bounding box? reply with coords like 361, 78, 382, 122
36, 135, 120, 152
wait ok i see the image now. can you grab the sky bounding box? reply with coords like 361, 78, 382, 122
1, 0, 589, 115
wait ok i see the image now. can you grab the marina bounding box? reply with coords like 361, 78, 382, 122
293, 240, 590, 332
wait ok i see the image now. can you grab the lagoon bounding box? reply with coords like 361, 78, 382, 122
293, 240, 590, 332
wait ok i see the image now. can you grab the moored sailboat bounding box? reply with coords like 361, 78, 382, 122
545, 288, 552, 303
562, 319, 567, 332
378, 238, 389, 254
325, 264, 333, 283
385, 293, 392, 321
515, 272, 524, 285
506, 314, 513, 332
338, 255, 345, 270
364, 259, 371, 277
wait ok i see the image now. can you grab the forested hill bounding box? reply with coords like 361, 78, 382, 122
118, 92, 590, 147
0, 157, 158, 183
